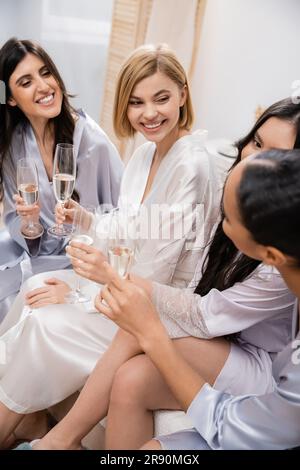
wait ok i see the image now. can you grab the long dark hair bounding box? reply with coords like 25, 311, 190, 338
195, 97, 300, 295
238, 149, 300, 266
0, 37, 75, 201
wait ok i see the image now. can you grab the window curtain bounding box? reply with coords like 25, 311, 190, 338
100, 0, 153, 157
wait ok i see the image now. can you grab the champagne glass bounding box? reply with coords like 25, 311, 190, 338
17, 158, 44, 239
48, 143, 76, 237
65, 205, 96, 303
107, 208, 137, 279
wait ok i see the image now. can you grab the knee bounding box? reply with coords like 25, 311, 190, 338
28, 306, 62, 335
110, 359, 148, 407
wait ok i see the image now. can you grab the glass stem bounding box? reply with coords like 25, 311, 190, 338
57, 201, 65, 231
28, 217, 35, 229
75, 273, 82, 294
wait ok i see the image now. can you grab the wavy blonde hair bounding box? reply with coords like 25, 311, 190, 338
113, 44, 194, 139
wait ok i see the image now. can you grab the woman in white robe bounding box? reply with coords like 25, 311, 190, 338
0, 39, 123, 322
19, 99, 300, 450
0, 44, 222, 446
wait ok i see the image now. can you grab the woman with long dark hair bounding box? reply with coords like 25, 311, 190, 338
0, 37, 123, 320
137, 148, 300, 450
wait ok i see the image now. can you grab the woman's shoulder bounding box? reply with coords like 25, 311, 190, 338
169, 131, 211, 179
11, 120, 29, 139
174, 130, 210, 161
248, 263, 286, 287
126, 141, 154, 166
9, 122, 29, 160
132, 141, 154, 157
177, 129, 208, 149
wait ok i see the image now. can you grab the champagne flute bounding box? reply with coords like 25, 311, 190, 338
48, 143, 76, 237
107, 208, 137, 279
17, 158, 44, 239
65, 205, 96, 303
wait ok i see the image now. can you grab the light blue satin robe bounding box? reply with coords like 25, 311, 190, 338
0, 110, 123, 321
158, 301, 300, 450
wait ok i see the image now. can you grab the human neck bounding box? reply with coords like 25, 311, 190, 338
29, 117, 52, 146
154, 126, 189, 162
277, 264, 300, 301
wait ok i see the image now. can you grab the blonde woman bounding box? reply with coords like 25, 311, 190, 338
0, 38, 123, 321
0, 44, 221, 447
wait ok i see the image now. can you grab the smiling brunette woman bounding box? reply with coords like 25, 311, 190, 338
0, 38, 123, 320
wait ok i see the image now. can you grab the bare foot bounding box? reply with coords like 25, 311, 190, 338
32, 433, 82, 450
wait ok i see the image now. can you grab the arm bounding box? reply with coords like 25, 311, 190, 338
150, 264, 294, 339
95, 263, 205, 409
126, 315, 300, 450
96, 266, 300, 450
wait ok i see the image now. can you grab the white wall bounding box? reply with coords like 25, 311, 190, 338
1, 0, 300, 140
0, 0, 113, 122
192, 0, 300, 140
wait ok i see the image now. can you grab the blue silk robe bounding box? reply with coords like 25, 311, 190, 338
0, 110, 123, 321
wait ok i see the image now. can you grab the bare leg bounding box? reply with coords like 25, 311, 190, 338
0, 408, 50, 449
0, 403, 24, 448
34, 329, 142, 450
105, 336, 230, 449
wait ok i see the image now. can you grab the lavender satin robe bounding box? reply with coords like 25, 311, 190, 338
158, 301, 300, 450
0, 110, 123, 321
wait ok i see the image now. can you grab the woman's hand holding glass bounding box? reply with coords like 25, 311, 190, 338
16, 157, 44, 239
65, 206, 139, 296
65, 205, 98, 303
48, 143, 76, 237
94, 263, 162, 342
14, 194, 40, 222
54, 198, 79, 226
66, 243, 108, 285
107, 208, 137, 279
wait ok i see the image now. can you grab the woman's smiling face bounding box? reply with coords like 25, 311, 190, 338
241, 116, 296, 159
222, 160, 265, 261
8, 53, 63, 123
126, 70, 187, 145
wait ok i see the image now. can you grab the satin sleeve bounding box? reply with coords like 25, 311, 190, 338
151, 264, 294, 339
187, 341, 300, 449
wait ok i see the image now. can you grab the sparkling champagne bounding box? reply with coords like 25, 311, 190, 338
18, 183, 39, 205
53, 173, 75, 203
108, 246, 134, 278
